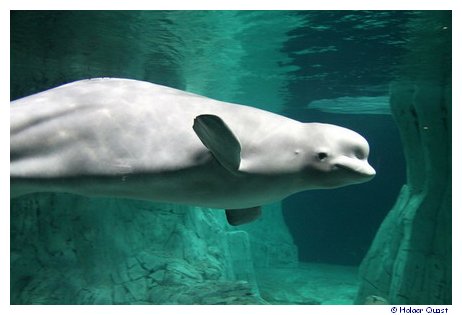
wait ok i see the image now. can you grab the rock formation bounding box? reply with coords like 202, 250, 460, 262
10, 193, 296, 304
355, 11, 451, 304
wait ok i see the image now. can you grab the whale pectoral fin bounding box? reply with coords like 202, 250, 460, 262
193, 114, 241, 174
225, 207, 261, 226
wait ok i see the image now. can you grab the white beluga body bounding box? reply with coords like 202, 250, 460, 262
10, 78, 375, 225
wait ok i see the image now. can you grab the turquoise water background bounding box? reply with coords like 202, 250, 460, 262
10, 10, 449, 265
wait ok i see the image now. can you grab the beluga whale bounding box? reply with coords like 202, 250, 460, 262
10, 78, 376, 225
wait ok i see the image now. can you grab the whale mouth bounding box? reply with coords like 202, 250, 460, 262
335, 162, 376, 178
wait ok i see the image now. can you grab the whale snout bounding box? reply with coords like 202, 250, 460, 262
357, 163, 376, 183
333, 156, 376, 182
363, 163, 376, 177
356, 162, 376, 178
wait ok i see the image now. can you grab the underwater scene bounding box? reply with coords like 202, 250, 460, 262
10, 10, 451, 305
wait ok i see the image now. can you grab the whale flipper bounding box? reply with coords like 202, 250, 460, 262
225, 207, 262, 226
193, 114, 241, 174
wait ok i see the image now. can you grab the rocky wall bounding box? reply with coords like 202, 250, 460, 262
10, 193, 296, 304
11, 194, 255, 304
237, 203, 298, 268
355, 11, 451, 305
355, 82, 451, 305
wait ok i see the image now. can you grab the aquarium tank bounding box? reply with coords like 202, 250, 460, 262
10, 10, 451, 305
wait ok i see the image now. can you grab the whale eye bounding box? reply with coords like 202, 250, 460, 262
317, 152, 328, 161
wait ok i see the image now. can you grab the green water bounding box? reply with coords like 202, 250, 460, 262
10, 10, 451, 305
11, 11, 420, 107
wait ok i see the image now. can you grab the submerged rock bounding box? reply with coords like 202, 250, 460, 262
355, 11, 451, 305
10, 194, 233, 304
10, 193, 297, 304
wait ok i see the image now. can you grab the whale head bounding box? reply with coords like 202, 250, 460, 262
300, 123, 376, 189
